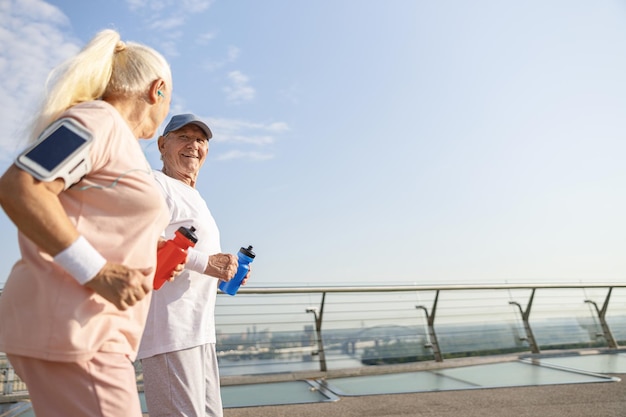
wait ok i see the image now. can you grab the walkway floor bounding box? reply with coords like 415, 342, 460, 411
4, 351, 625, 416
223, 373, 626, 417
220, 352, 626, 417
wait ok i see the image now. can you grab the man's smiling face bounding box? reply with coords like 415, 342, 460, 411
158, 124, 209, 186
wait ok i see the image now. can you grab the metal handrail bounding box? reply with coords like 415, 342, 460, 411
1, 282, 623, 296
233, 283, 626, 293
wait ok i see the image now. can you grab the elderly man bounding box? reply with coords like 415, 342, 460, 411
138, 114, 247, 417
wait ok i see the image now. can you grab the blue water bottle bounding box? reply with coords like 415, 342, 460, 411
219, 245, 255, 295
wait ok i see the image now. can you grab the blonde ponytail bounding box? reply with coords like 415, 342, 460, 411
28, 29, 171, 143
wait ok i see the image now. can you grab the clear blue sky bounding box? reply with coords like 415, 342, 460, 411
1, 0, 626, 288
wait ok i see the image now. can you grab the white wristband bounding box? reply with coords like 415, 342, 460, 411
186, 247, 209, 274
53, 236, 107, 285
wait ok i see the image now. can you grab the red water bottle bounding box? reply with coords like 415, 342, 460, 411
153, 226, 198, 290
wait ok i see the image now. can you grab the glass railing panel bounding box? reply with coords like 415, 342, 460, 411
605, 288, 626, 342
3, 283, 626, 397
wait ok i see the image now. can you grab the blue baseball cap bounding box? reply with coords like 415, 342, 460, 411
163, 113, 212, 139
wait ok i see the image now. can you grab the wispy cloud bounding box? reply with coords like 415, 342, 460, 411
127, 0, 213, 57
196, 31, 216, 45
216, 150, 274, 161
0, 0, 284, 166
279, 83, 301, 105
0, 0, 80, 158
202, 45, 239, 71
208, 118, 288, 141
126, 0, 256, 108
226, 45, 240, 61
125, 0, 213, 13
206, 117, 289, 161
223, 70, 255, 104
124, 0, 149, 12
149, 16, 185, 31
179, 0, 213, 13
159, 39, 181, 57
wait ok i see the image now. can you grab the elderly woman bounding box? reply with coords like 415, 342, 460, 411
0, 29, 172, 417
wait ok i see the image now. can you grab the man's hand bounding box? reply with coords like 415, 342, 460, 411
205, 253, 238, 281
156, 238, 186, 284
85, 263, 152, 310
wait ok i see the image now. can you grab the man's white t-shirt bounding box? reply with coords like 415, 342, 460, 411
137, 170, 221, 360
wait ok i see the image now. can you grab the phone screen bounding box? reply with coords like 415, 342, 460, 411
24, 125, 88, 171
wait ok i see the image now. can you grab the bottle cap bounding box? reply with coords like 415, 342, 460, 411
178, 226, 198, 244
239, 245, 255, 258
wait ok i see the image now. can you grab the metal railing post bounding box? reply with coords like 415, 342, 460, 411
585, 287, 618, 348
509, 288, 540, 354
306, 292, 327, 372
2, 366, 14, 395
416, 290, 443, 362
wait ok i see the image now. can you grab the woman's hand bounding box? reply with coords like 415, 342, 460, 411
85, 263, 152, 310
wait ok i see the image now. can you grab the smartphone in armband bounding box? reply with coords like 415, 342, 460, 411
16, 118, 93, 190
